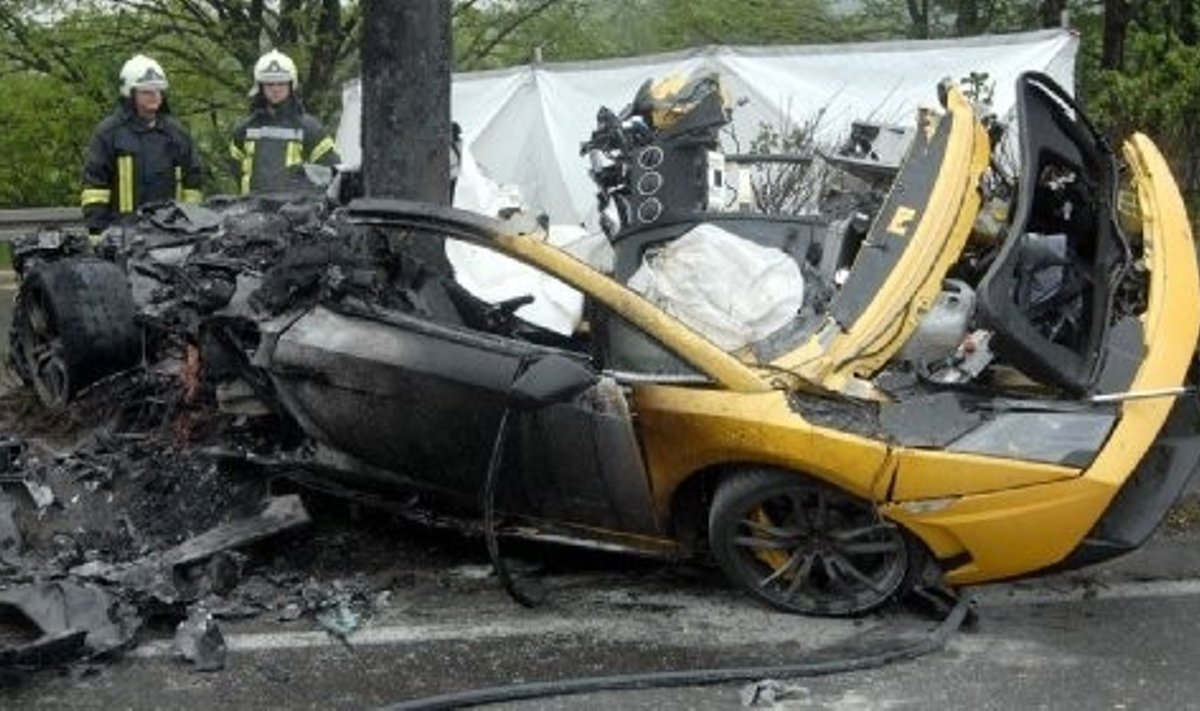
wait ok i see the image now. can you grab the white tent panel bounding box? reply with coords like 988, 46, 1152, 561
338, 29, 1078, 226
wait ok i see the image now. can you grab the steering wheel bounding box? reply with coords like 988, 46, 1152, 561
482, 294, 535, 334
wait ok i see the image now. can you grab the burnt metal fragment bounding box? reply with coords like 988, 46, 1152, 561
70, 495, 311, 606
0, 581, 138, 667
173, 604, 226, 671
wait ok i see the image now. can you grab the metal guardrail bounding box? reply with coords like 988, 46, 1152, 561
0, 207, 83, 241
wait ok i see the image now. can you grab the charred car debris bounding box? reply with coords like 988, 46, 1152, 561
1, 68, 1199, 668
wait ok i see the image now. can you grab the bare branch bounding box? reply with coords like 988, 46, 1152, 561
453, 0, 484, 17
458, 0, 564, 69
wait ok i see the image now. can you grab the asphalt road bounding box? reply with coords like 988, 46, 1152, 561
6, 573, 1200, 710
532, 583, 1200, 711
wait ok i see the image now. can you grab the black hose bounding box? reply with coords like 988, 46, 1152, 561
380, 593, 972, 710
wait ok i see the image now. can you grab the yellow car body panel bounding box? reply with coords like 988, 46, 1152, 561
629, 386, 893, 513
889, 450, 1078, 501
772, 88, 990, 396
888, 477, 1114, 581
883, 134, 1200, 585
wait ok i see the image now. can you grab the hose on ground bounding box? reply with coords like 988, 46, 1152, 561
380, 591, 972, 710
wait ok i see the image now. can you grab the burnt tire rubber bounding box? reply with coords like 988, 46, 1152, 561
708, 469, 914, 617
10, 259, 139, 408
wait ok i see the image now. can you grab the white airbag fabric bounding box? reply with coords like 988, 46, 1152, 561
628, 224, 804, 351
446, 224, 590, 337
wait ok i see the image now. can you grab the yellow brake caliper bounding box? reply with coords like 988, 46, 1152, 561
751, 508, 792, 571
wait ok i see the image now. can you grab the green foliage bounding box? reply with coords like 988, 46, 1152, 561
1083, 27, 1200, 193
0, 0, 357, 206
454, 0, 648, 69
1087, 34, 1200, 139
847, 0, 1047, 39
453, 0, 847, 71
0, 0, 1196, 214
0, 2, 131, 206
0, 70, 100, 206
650, 0, 840, 46
960, 70, 995, 108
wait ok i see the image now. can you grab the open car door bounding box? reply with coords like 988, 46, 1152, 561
976, 72, 1132, 394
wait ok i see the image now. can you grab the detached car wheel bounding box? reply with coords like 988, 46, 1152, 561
10, 259, 139, 408
709, 470, 913, 616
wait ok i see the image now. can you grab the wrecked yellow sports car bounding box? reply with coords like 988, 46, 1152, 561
257, 71, 1197, 615
9, 72, 1198, 616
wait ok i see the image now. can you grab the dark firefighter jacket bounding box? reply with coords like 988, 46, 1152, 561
229, 95, 339, 195
80, 101, 204, 233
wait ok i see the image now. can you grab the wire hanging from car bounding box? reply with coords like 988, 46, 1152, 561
481, 407, 540, 609
481, 354, 542, 609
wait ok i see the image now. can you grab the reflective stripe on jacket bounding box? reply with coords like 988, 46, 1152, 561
229, 96, 340, 195
80, 103, 203, 232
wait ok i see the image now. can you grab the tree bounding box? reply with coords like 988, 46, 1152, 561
1102, 0, 1132, 69
1175, 0, 1200, 45
0, 0, 364, 202
102, 0, 360, 117
452, 0, 847, 71
1041, 0, 1067, 27
0, 1, 360, 115
955, 0, 981, 34
0, 66, 98, 206
360, 0, 452, 273
652, 0, 840, 45
906, 0, 931, 37
360, 0, 451, 203
0, 5, 140, 206
453, 0, 572, 70
2, 0, 1195, 216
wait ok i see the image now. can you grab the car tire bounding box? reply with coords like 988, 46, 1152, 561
708, 469, 915, 616
9, 259, 139, 408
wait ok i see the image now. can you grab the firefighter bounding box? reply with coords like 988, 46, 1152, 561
229, 50, 340, 195
80, 54, 204, 234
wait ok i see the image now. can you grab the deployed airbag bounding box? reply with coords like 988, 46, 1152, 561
628, 223, 804, 351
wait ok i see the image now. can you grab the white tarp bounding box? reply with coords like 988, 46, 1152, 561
337, 29, 1077, 226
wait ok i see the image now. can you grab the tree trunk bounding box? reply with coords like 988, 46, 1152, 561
304, 0, 343, 116
906, 0, 930, 39
1041, 0, 1067, 28
1177, 0, 1199, 45
361, 0, 453, 271
1102, 0, 1131, 70
955, 0, 979, 35
279, 0, 301, 45
361, 0, 451, 202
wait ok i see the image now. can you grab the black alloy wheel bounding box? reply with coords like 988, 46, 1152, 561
9, 260, 139, 409
709, 469, 913, 616
12, 279, 72, 408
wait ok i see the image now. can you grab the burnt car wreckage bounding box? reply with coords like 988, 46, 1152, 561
6, 71, 1200, 619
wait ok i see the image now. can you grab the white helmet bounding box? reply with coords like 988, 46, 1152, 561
119, 54, 168, 97
253, 50, 298, 85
